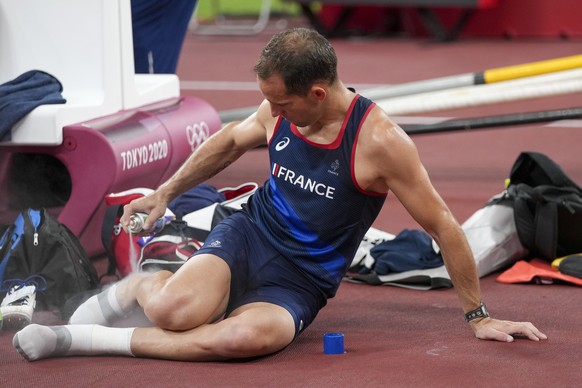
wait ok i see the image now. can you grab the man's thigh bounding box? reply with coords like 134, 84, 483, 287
142, 253, 232, 328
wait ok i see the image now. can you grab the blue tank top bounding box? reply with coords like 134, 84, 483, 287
245, 94, 386, 297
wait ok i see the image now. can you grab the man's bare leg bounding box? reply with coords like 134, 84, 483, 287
13, 302, 296, 362
134, 254, 231, 330
131, 303, 296, 361
69, 254, 230, 327
13, 255, 235, 361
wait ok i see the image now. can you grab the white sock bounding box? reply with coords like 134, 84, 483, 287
69, 283, 128, 325
13, 324, 135, 361
112, 306, 154, 328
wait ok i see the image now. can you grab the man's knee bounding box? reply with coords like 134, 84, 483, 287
221, 322, 284, 358
142, 288, 198, 330
137, 270, 227, 331
218, 310, 295, 358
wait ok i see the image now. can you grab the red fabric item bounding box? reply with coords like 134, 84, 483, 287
104, 188, 153, 206
103, 189, 153, 276
497, 259, 582, 286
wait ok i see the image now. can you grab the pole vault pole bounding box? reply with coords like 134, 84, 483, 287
363, 54, 582, 101
377, 68, 582, 116
400, 107, 582, 135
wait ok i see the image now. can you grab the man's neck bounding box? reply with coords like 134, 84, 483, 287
296, 82, 356, 144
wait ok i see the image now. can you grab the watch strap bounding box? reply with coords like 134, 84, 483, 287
465, 301, 489, 322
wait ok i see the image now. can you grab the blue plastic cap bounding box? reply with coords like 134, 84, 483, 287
323, 332, 345, 354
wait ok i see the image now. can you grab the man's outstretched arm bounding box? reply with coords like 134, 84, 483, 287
363, 112, 547, 342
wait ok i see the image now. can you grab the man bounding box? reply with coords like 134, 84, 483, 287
132, 0, 198, 74
13, 28, 546, 362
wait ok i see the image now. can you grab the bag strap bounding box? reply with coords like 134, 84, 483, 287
0, 224, 15, 286
510, 151, 582, 190
156, 219, 210, 242
100, 205, 122, 278
510, 184, 559, 261
533, 200, 558, 261
0, 212, 27, 286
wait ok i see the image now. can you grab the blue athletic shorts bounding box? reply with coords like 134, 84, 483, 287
193, 211, 327, 337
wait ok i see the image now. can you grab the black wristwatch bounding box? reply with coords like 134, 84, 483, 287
464, 301, 489, 322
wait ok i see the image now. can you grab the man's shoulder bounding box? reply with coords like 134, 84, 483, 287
357, 106, 416, 163
359, 106, 403, 140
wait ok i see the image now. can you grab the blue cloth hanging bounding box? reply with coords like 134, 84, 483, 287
0, 70, 66, 142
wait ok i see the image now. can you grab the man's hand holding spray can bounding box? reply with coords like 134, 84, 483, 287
127, 212, 169, 235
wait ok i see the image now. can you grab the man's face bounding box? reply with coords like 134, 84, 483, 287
258, 74, 319, 127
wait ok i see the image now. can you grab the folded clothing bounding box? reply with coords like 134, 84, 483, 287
0, 70, 66, 141
370, 229, 443, 275
168, 183, 226, 218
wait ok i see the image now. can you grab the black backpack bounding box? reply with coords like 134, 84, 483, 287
506, 152, 582, 261
0, 208, 99, 316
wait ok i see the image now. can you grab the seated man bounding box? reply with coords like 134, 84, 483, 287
13, 27, 546, 362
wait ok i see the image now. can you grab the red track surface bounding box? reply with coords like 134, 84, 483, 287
2, 17, 582, 387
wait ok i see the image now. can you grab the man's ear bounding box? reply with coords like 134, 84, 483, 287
311, 85, 327, 101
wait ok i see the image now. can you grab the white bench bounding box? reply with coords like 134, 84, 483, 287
0, 0, 179, 145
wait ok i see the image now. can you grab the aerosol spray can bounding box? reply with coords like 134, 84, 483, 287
128, 213, 166, 234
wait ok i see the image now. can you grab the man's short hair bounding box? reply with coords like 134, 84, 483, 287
254, 28, 338, 96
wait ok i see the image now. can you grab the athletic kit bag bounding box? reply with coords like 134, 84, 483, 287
0, 208, 99, 313
506, 151, 582, 261
101, 183, 258, 278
